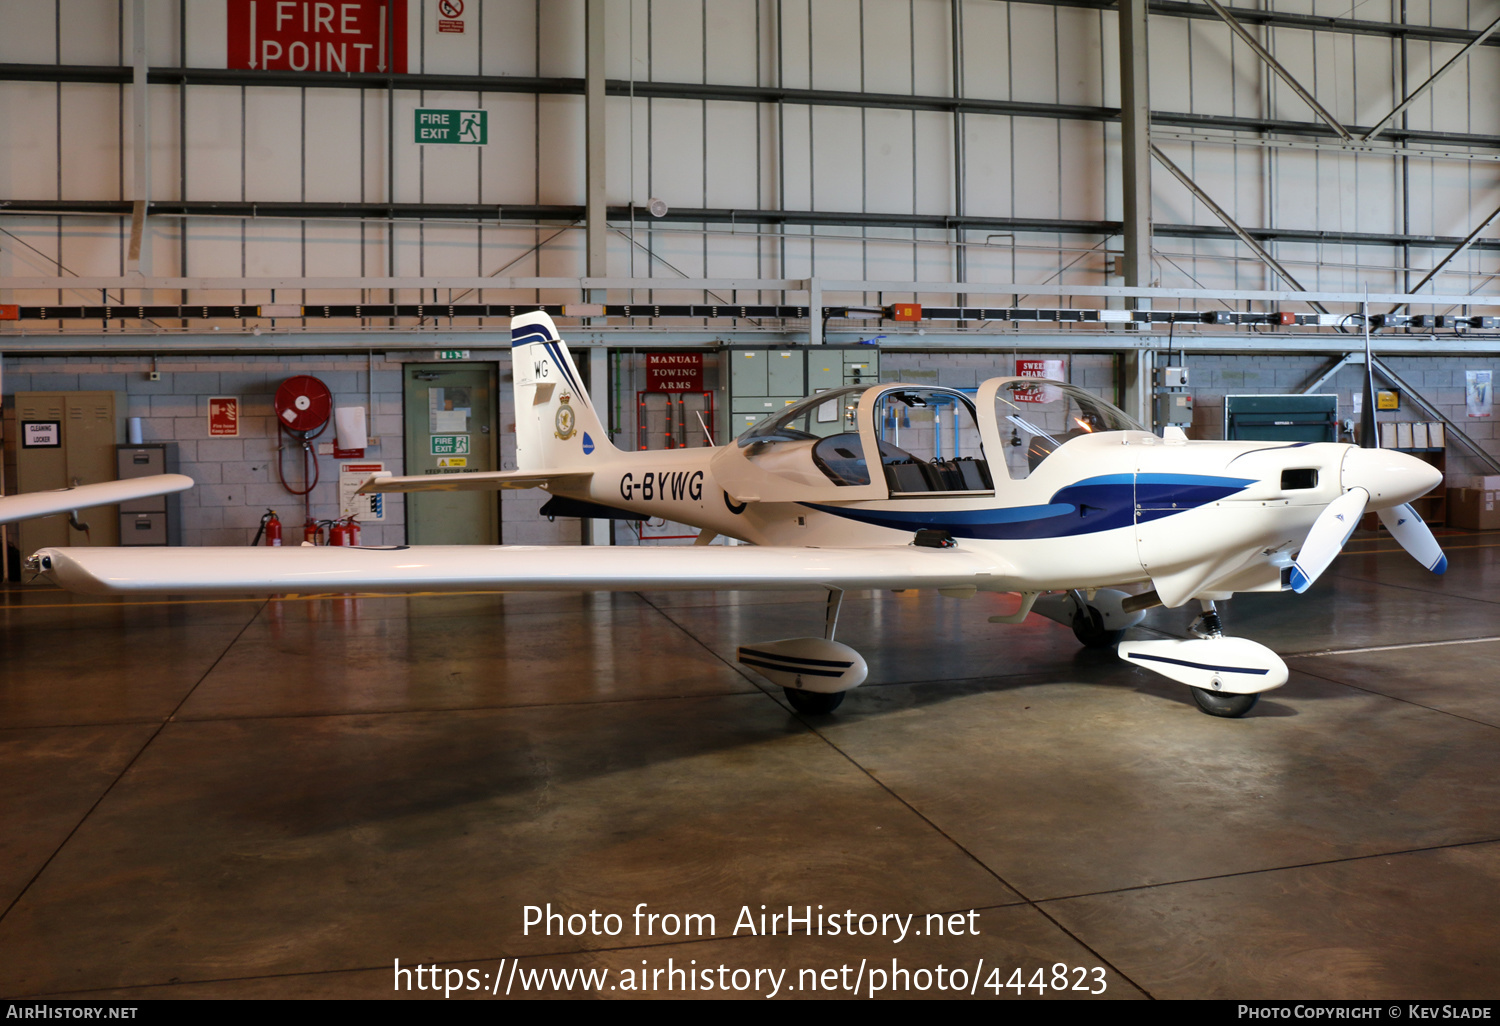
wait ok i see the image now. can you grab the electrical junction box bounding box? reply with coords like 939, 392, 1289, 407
1155, 366, 1189, 388
1154, 392, 1195, 426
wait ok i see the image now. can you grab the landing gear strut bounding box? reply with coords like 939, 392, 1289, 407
1185, 600, 1259, 718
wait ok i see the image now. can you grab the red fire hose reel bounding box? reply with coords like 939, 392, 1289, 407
273, 377, 333, 525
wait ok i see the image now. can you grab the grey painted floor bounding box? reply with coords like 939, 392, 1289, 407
1, 529, 1498, 1000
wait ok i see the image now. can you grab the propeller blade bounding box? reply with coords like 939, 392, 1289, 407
1289, 487, 1370, 593
1378, 503, 1448, 574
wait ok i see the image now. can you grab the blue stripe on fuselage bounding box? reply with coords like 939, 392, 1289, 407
801, 472, 1252, 540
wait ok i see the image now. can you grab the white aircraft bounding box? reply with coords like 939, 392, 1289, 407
27, 313, 1444, 718
0, 475, 193, 526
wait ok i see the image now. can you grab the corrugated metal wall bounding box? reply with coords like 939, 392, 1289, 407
2, 0, 1498, 315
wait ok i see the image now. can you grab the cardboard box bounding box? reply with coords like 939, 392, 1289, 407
1470, 475, 1500, 491
1447, 487, 1500, 530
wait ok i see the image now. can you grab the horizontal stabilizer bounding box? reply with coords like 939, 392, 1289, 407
0, 475, 194, 526
1118, 637, 1288, 694
357, 470, 592, 494
29, 543, 1015, 597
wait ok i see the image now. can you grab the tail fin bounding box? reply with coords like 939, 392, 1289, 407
510, 311, 616, 471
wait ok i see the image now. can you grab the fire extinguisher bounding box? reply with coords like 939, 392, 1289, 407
252, 509, 283, 547
303, 518, 326, 546
328, 516, 363, 547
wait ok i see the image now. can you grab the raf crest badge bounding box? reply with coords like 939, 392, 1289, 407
554, 393, 577, 440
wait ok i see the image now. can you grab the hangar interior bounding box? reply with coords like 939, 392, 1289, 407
1, 0, 1499, 1001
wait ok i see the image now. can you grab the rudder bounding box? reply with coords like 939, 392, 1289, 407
510, 311, 614, 471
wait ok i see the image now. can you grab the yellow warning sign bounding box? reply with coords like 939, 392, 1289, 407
437, 456, 467, 468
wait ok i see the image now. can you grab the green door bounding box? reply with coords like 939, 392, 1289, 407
403, 364, 500, 544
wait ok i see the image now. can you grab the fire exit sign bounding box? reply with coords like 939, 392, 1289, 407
415, 109, 487, 145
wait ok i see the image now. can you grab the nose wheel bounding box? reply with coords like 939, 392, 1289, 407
1189, 687, 1259, 718
783, 688, 846, 715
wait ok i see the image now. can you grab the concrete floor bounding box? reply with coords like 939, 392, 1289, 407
2, 530, 1499, 1000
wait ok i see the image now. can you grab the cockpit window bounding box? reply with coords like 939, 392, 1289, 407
995, 380, 1144, 480
870, 389, 992, 493
736, 385, 993, 492
737, 386, 866, 448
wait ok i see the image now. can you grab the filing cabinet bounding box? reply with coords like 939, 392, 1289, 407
116, 444, 181, 546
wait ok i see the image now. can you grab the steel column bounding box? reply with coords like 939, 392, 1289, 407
126, 0, 152, 275
585, 0, 607, 283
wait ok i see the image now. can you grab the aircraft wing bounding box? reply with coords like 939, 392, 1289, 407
0, 475, 194, 526
30, 543, 1018, 597
357, 470, 592, 494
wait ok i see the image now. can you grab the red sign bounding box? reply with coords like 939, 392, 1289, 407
646, 353, 704, 392
437, 0, 463, 31
227, 1, 408, 74
208, 397, 240, 437
1013, 359, 1064, 404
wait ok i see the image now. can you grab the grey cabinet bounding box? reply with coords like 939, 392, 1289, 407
116, 445, 180, 546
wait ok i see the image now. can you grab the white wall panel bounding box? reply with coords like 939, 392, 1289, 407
1056, 120, 1101, 221
183, 217, 247, 276
537, 0, 584, 78
59, 219, 127, 276
863, 107, 914, 214
909, 0, 950, 97
705, 0, 758, 87
961, 0, 1010, 101
2, 0, 1495, 327
140, 0, 180, 67
809, 0, 862, 92
703, 100, 759, 208
60, 0, 120, 66
1010, 117, 1058, 218
304, 87, 366, 204
184, 0, 227, 68
481, 0, 538, 75
1471, 50, 1500, 138
242, 86, 305, 201
482, 93, 540, 204
59, 83, 120, 200
0, 0, 58, 64
776, 0, 811, 90
147, 85, 181, 200
647, 98, 704, 208
1008, 4, 1057, 104
1054, 6, 1101, 106
390, 89, 424, 202
777, 104, 812, 209
361, 90, 391, 202
962, 115, 1011, 218
861, 0, 914, 96
910, 110, 951, 215
536, 94, 582, 204
0, 83, 60, 199
241, 220, 304, 276
1186, 20, 1236, 118
413, 223, 480, 276
810, 106, 864, 212
648, 0, 703, 84
184, 86, 243, 201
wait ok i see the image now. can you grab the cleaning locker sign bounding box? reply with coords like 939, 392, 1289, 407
228, 1, 409, 74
